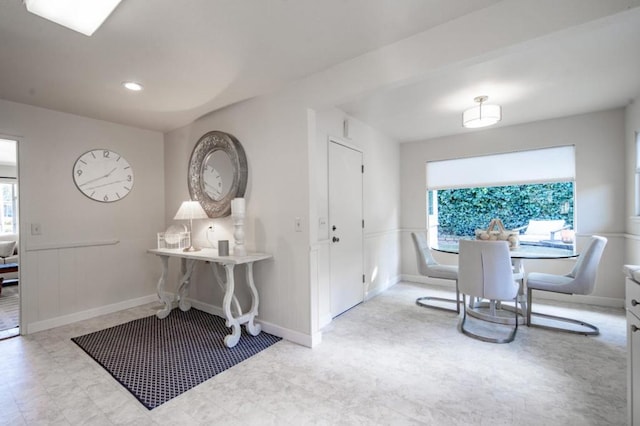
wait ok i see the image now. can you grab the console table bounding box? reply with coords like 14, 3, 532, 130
147, 248, 272, 348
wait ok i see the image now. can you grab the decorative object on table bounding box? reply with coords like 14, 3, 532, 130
157, 224, 190, 250
72, 149, 134, 202
526, 235, 607, 335
458, 240, 519, 344
411, 232, 460, 313
188, 130, 248, 218
71, 309, 281, 410
218, 240, 229, 256
560, 229, 575, 243
173, 201, 208, 252
231, 197, 246, 256
475, 218, 519, 249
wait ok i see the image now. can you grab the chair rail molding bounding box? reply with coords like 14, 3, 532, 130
25, 239, 120, 252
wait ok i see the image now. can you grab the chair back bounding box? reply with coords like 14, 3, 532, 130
412, 232, 438, 275
566, 235, 607, 294
458, 240, 518, 301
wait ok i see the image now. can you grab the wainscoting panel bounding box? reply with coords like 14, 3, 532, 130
364, 229, 401, 299
21, 238, 159, 334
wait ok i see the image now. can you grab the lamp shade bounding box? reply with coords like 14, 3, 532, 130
174, 201, 208, 220
462, 96, 501, 128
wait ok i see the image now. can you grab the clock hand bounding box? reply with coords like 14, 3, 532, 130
85, 179, 127, 191
204, 182, 221, 196
79, 167, 118, 187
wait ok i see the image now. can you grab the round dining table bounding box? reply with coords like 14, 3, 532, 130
430, 239, 579, 325
431, 239, 578, 259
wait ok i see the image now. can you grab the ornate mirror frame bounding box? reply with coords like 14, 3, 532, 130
188, 131, 248, 218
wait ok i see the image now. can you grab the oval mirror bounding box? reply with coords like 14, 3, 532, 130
188, 131, 248, 217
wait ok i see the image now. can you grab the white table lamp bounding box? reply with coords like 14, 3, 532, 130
174, 201, 208, 251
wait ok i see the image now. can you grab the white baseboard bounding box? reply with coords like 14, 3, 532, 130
188, 299, 319, 348
366, 274, 402, 301
401, 274, 457, 288
319, 312, 332, 330
24, 293, 318, 347
25, 294, 158, 334
530, 291, 624, 308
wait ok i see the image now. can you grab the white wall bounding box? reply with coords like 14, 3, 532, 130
401, 109, 626, 305
626, 97, 640, 264
313, 108, 401, 329
0, 99, 164, 333
161, 97, 401, 347
164, 92, 315, 346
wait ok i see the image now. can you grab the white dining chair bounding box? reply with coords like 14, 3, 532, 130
526, 235, 607, 335
411, 232, 460, 313
458, 240, 520, 343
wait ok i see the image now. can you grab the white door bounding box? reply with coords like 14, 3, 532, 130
329, 140, 363, 317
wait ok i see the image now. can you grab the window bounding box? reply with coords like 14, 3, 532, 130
636, 132, 640, 216
0, 138, 17, 234
426, 146, 576, 248
0, 179, 18, 234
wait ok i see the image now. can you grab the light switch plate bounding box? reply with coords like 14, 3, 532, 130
31, 223, 42, 235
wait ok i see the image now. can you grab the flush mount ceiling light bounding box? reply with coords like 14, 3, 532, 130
24, 0, 123, 36
122, 81, 143, 91
462, 95, 502, 129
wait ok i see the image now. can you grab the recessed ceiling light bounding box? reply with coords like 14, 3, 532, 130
122, 81, 143, 92
24, 0, 123, 37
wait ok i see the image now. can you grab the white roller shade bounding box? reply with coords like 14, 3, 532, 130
426, 146, 575, 190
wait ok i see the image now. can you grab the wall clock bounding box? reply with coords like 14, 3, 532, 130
73, 149, 134, 203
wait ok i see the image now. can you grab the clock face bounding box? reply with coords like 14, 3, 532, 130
203, 163, 223, 200
73, 149, 134, 203
201, 150, 233, 201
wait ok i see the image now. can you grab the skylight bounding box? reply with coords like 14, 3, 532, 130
24, 0, 123, 36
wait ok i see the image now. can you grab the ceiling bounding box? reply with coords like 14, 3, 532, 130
1, 0, 640, 142
340, 6, 640, 141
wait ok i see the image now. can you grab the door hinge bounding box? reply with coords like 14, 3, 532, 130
362, 219, 365, 228
361, 165, 364, 173
363, 274, 365, 283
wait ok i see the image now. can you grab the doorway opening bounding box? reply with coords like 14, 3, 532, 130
0, 138, 19, 340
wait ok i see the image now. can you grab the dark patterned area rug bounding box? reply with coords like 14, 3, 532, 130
71, 308, 281, 409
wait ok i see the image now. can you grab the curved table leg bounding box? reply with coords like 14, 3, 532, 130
222, 263, 241, 348
210, 262, 243, 316
178, 259, 196, 312
155, 255, 173, 319
244, 262, 262, 336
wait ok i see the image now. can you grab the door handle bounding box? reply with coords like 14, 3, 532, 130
332, 225, 337, 231
632, 299, 639, 306
332, 236, 340, 243
633, 325, 640, 333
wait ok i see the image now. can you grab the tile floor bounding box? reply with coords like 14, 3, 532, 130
0, 281, 627, 425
